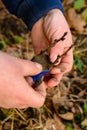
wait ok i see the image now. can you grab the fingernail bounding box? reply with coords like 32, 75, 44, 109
35, 63, 42, 69
50, 54, 57, 62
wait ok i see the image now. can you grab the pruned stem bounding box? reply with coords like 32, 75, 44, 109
53, 43, 74, 65
40, 32, 68, 54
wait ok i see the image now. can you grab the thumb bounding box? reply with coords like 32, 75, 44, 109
19, 59, 42, 76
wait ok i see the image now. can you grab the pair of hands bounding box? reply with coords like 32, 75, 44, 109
0, 9, 73, 109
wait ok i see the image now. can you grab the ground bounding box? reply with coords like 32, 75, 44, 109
0, 1, 87, 130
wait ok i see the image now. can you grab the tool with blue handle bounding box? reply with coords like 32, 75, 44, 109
31, 70, 49, 82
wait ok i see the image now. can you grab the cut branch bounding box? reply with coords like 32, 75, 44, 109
40, 32, 68, 54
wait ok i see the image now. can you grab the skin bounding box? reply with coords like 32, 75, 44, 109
0, 9, 73, 108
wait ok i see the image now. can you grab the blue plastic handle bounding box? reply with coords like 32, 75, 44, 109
31, 70, 49, 82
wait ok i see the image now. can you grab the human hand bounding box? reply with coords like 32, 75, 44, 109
0, 51, 46, 108
31, 9, 73, 87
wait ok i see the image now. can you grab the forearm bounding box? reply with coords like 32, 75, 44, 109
2, 0, 64, 30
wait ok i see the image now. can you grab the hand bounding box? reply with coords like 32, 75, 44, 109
0, 51, 46, 108
31, 9, 73, 87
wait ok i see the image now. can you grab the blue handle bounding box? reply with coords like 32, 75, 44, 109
31, 70, 49, 82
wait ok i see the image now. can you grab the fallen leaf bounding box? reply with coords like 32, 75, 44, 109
0, 1, 8, 20
58, 112, 74, 120
54, 114, 65, 130
0, 125, 2, 130
45, 118, 57, 130
81, 118, 87, 126
3, 122, 11, 130
73, 123, 82, 130
67, 8, 86, 34
81, 9, 87, 22
78, 90, 86, 97
45, 114, 66, 130
0, 1, 4, 8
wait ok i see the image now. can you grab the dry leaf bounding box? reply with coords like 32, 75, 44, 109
73, 103, 83, 114
45, 118, 57, 130
58, 112, 74, 120
81, 118, 87, 126
0, 1, 8, 20
73, 123, 82, 130
67, 0, 74, 4
72, 77, 87, 84
78, 90, 86, 97
0, 125, 2, 130
54, 114, 65, 130
59, 82, 70, 96
0, 1, 4, 8
45, 114, 66, 130
3, 122, 11, 130
67, 8, 86, 34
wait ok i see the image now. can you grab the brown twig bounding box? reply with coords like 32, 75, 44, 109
52, 33, 83, 65
53, 43, 74, 65
40, 32, 68, 54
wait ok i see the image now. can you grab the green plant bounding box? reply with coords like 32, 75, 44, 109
73, 0, 85, 11
74, 114, 83, 124
65, 123, 74, 130
59, 106, 67, 114
81, 9, 87, 22
0, 40, 6, 49
73, 56, 84, 73
13, 36, 23, 44
83, 102, 87, 115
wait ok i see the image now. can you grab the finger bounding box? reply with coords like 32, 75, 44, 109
35, 82, 47, 96
46, 73, 63, 87
18, 86, 46, 109
50, 40, 64, 62
25, 82, 46, 108
51, 47, 73, 74
1, 77, 46, 109
19, 59, 42, 76
58, 48, 73, 73
49, 24, 72, 63
16, 79, 47, 108
50, 66, 61, 74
